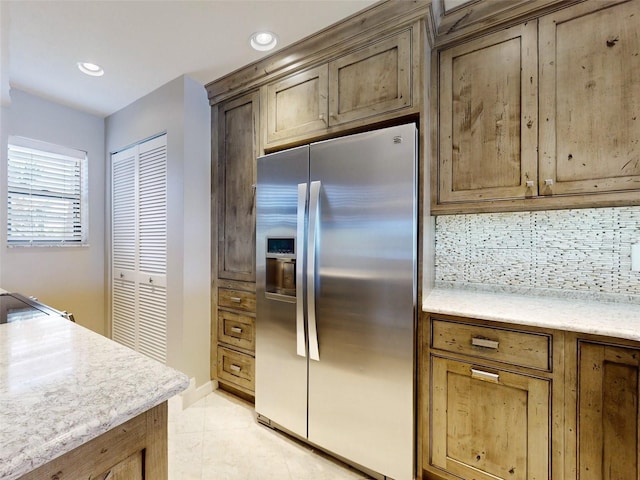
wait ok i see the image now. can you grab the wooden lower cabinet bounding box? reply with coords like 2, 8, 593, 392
217, 345, 255, 393
96, 452, 143, 480
18, 402, 167, 480
423, 315, 559, 480
566, 338, 640, 480
214, 283, 256, 397
424, 314, 640, 480
430, 356, 550, 480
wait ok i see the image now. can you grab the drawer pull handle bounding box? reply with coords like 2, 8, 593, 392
471, 368, 500, 383
231, 326, 243, 334
229, 364, 242, 373
229, 297, 242, 303
471, 337, 499, 349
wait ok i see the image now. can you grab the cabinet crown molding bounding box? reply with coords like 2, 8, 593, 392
427, 0, 584, 48
205, 0, 429, 105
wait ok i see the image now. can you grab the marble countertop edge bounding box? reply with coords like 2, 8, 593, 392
423, 287, 640, 343
0, 315, 189, 480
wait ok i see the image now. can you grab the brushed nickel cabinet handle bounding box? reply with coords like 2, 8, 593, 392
231, 326, 242, 334
229, 364, 241, 373
471, 368, 500, 383
230, 297, 242, 303
471, 337, 499, 349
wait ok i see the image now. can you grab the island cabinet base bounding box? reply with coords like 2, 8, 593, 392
18, 402, 167, 480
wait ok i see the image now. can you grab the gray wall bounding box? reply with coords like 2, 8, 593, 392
0, 89, 106, 334
105, 75, 211, 388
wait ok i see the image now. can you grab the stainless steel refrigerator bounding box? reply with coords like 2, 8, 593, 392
255, 123, 417, 480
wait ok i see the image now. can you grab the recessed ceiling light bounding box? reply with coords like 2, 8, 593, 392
77, 62, 104, 77
250, 31, 278, 51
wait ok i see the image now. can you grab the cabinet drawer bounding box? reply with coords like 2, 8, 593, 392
218, 310, 255, 352
218, 288, 256, 313
217, 347, 255, 392
431, 318, 551, 371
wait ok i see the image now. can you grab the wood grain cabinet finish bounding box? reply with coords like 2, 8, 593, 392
218, 309, 255, 352
95, 452, 143, 480
538, 0, 640, 196
430, 355, 550, 480
422, 315, 562, 480
262, 28, 416, 148
265, 65, 329, 144
214, 91, 259, 396
431, 318, 551, 371
215, 284, 256, 395
217, 346, 255, 393
433, 0, 640, 213
328, 30, 412, 126
572, 340, 640, 480
218, 287, 256, 313
216, 91, 259, 282
18, 403, 167, 480
437, 21, 538, 204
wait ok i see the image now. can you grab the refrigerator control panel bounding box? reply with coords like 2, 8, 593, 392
267, 237, 295, 256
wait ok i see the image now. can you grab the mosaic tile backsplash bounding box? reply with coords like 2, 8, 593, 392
435, 206, 640, 302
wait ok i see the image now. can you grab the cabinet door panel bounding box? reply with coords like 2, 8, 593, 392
539, 0, 640, 195
438, 21, 538, 203
265, 65, 328, 144
217, 92, 259, 282
97, 452, 143, 480
578, 341, 640, 480
431, 355, 549, 480
328, 30, 412, 126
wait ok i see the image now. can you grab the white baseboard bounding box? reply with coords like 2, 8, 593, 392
170, 378, 217, 411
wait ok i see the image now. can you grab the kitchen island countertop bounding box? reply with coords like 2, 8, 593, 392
423, 287, 640, 342
0, 314, 188, 480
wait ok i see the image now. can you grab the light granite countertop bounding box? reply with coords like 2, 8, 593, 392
423, 288, 640, 342
0, 313, 189, 480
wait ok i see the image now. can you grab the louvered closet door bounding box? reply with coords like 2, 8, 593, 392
137, 136, 167, 364
111, 149, 137, 350
111, 135, 168, 364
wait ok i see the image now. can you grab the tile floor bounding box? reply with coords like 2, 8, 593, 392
168, 389, 371, 480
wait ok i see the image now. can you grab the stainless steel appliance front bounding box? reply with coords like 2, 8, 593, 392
256, 124, 417, 480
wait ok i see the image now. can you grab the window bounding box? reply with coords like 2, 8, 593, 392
7, 136, 88, 245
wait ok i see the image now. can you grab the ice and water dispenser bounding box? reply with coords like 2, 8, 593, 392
265, 237, 296, 298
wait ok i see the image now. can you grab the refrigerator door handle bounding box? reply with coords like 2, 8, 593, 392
307, 180, 321, 361
296, 183, 307, 358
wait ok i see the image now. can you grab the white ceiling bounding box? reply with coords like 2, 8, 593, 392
4, 0, 378, 118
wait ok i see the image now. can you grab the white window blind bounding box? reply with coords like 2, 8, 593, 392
7, 136, 87, 245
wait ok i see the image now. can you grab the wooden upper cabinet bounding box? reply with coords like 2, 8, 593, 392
217, 91, 259, 282
539, 0, 640, 196
438, 21, 538, 203
262, 28, 416, 148
328, 30, 412, 126
575, 341, 640, 479
265, 65, 328, 144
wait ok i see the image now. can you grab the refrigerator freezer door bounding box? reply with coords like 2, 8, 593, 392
255, 145, 310, 439
308, 124, 417, 480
